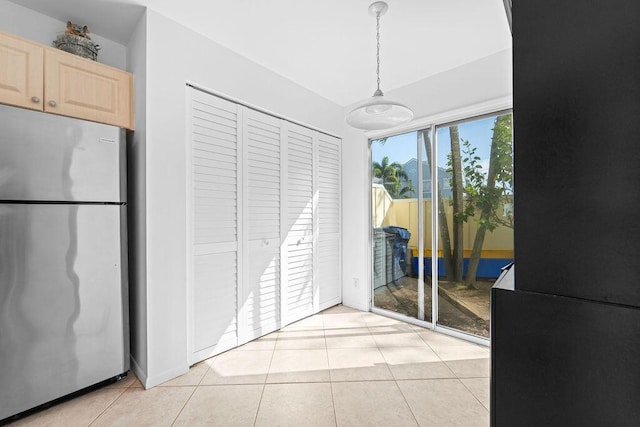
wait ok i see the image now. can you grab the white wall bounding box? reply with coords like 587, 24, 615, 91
0, 0, 127, 69
126, 11, 147, 384
340, 48, 513, 311
138, 9, 344, 387
386, 49, 512, 120
340, 124, 371, 311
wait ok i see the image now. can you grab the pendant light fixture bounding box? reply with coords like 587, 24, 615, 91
346, 1, 414, 130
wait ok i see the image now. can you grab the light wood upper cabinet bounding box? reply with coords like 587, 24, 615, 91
0, 31, 44, 111
0, 30, 134, 130
45, 48, 133, 130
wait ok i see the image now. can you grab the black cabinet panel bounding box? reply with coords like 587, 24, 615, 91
513, 1, 640, 306
491, 288, 640, 426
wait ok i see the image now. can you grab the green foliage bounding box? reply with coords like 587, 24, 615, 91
446, 114, 513, 230
466, 115, 513, 229
372, 156, 416, 199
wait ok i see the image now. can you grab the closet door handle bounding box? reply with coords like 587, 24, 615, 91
48, 100, 57, 107
31, 96, 40, 104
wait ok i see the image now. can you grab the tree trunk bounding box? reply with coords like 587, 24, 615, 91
449, 126, 464, 283
421, 130, 454, 281
465, 121, 501, 286
465, 224, 488, 288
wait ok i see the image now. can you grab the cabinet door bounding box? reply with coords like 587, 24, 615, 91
188, 88, 240, 363
0, 31, 43, 111
282, 122, 316, 325
44, 48, 133, 129
317, 133, 342, 310
241, 108, 282, 341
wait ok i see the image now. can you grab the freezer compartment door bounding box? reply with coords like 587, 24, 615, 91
0, 104, 126, 203
0, 204, 129, 420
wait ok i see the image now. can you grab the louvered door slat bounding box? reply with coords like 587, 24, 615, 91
317, 134, 342, 309
189, 88, 239, 363
283, 122, 315, 324
242, 108, 281, 341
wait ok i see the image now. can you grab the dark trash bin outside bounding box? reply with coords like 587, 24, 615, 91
382, 226, 411, 283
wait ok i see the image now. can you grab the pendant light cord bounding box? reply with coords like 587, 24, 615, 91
375, 11, 382, 94
346, 2, 414, 129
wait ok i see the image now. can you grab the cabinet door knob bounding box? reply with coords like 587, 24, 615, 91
48, 100, 57, 107
31, 96, 40, 103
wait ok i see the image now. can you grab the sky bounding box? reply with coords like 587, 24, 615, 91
371, 115, 499, 170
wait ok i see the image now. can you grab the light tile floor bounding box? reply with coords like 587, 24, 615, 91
10, 305, 490, 426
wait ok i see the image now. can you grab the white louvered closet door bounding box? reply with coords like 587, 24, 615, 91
240, 108, 282, 342
282, 122, 316, 325
189, 88, 240, 363
317, 133, 342, 310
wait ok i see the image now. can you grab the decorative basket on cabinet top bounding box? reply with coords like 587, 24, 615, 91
53, 33, 100, 61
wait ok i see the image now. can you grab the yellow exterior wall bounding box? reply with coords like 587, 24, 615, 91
372, 186, 514, 258
371, 184, 392, 228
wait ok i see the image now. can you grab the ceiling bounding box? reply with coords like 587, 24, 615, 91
9, 0, 511, 107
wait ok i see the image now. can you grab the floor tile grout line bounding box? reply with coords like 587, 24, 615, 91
161, 354, 214, 423
170, 386, 198, 427
86, 385, 129, 426
329, 381, 339, 427
252, 383, 267, 427
175, 375, 487, 386
375, 334, 399, 381
442, 359, 460, 379
323, 315, 333, 382
323, 314, 339, 427
196, 358, 214, 387
191, 345, 230, 384
265, 378, 402, 385
417, 331, 448, 364
394, 377, 422, 427
458, 378, 490, 412
376, 340, 404, 382
253, 328, 279, 427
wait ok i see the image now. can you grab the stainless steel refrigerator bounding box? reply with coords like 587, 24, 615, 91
0, 104, 129, 420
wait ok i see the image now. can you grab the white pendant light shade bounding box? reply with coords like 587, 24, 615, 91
346, 93, 414, 130
346, 1, 414, 131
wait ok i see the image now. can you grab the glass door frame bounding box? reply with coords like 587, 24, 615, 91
368, 100, 512, 347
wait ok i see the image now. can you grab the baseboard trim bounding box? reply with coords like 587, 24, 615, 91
341, 301, 369, 312
129, 355, 148, 389
144, 364, 189, 389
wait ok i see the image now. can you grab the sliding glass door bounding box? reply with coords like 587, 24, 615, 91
371, 130, 432, 323
371, 112, 513, 340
